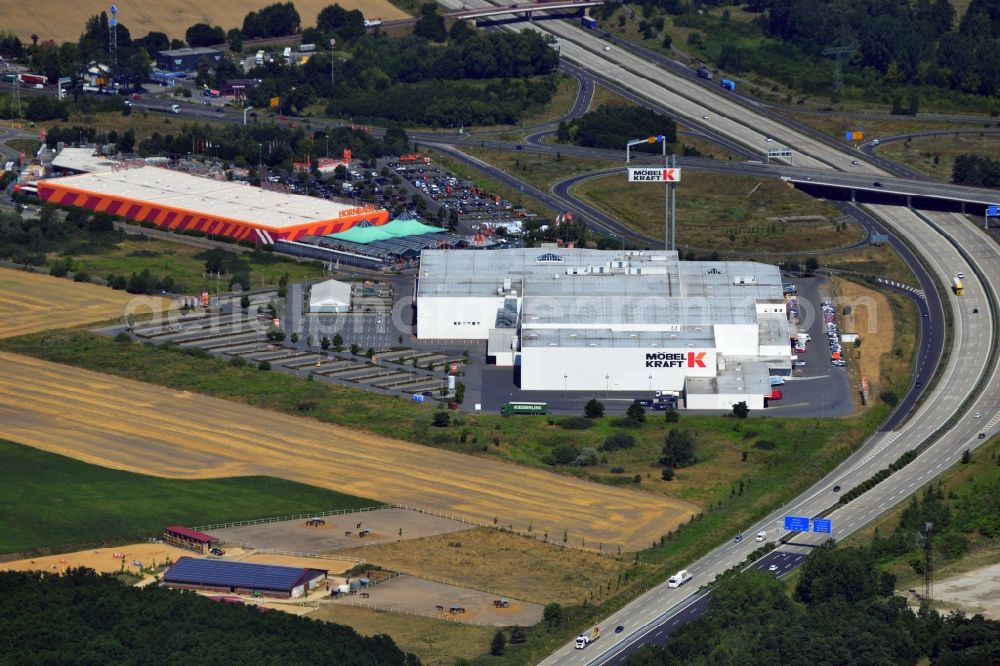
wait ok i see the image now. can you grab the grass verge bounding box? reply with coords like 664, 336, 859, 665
0, 438, 374, 556
572, 170, 857, 252
310, 604, 495, 666
876, 133, 1000, 181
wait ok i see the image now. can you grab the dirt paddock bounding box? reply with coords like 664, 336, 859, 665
211, 509, 473, 553
0, 543, 191, 574
328, 574, 544, 627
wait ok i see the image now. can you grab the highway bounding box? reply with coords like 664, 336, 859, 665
428, 7, 1000, 665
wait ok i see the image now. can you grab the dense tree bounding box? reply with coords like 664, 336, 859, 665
660, 429, 695, 468
584, 398, 605, 418
413, 3, 447, 42
243, 2, 301, 38
952, 154, 1000, 188
563, 105, 677, 151
317, 4, 366, 42
186, 23, 225, 47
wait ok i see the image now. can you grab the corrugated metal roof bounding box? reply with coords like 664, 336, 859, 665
164, 557, 327, 592
164, 525, 217, 543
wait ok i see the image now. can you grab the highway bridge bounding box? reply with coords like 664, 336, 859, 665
378, 0, 604, 28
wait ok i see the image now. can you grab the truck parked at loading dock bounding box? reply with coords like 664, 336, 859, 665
667, 569, 692, 588
575, 626, 600, 649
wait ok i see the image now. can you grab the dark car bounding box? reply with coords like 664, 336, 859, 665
615, 626, 624, 634
833, 485, 841, 492
734, 534, 743, 543
873, 181, 883, 187
979, 433, 987, 439
209, 547, 225, 556
516, 145, 524, 150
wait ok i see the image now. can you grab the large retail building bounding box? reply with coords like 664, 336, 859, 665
415, 248, 792, 409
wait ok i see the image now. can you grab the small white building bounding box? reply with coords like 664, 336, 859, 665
309, 279, 352, 313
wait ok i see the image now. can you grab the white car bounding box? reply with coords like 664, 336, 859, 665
603, 46, 611, 52
957, 272, 965, 279
975, 412, 982, 418
768, 564, 778, 572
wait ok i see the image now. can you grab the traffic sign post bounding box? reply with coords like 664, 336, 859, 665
986, 205, 998, 230
783, 515, 810, 532
812, 519, 832, 534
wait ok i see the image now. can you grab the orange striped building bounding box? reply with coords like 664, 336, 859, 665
37, 166, 389, 244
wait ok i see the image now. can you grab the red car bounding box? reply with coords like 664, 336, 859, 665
769, 390, 783, 400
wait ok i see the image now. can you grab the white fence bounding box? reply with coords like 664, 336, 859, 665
331, 598, 494, 626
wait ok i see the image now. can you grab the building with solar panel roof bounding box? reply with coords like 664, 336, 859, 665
162, 556, 328, 598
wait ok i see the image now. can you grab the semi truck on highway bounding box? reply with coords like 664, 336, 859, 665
667, 569, 692, 588
720, 78, 736, 91
952, 277, 964, 295
581, 16, 598, 29
697, 67, 713, 80
575, 626, 600, 649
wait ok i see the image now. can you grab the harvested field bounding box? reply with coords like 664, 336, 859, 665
2, 0, 409, 43
338, 528, 631, 605
309, 604, 495, 666
0, 543, 190, 574
904, 562, 1000, 620
211, 508, 473, 553
0, 353, 696, 551
329, 574, 545, 626
0, 268, 166, 339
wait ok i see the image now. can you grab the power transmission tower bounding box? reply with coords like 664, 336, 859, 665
822, 42, 858, 90
923, 521, 934, 607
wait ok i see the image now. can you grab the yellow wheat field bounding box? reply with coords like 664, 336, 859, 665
1, 268, 167, 339
0, 353, 697, 551
2, 0, 409, 44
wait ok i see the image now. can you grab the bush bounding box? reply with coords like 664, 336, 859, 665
661, 467, 675, 481
602, 433, 636, 452
626, 400, 646, 423
229, 356, 248, 367
584, 398, 605, 418
753, 440, 776, 450
258, 360, 271, 371
432, 411, 450, 428
661, 429, 695, 468
571, 447, 600, 466
50, 263, 69, 278
610, 466, 626, 473
550, 444, 579, 465
664, 408, 679, 422
114, 332, 132, 343
880, 391, 899, 406
558, 417, 594, 430
72, 271, 90, 283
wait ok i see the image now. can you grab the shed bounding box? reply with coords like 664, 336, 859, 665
163, 556, 327, 598
309, 279, 352, 313
155, 47, 223, 72
163, 525, 218, 554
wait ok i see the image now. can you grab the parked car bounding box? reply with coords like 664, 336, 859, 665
209, 547, 225, 556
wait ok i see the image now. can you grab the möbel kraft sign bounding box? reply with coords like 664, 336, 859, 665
628, 168, 682, 182
645, 351, 708, 368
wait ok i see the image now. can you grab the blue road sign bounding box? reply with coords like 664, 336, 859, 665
987, 205, 999, 217
784, 515, 810, 531
812, 519, 832, 534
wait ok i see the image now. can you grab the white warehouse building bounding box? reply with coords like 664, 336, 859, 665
415, 248, 793, 410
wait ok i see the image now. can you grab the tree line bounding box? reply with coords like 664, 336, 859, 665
952, 154, 1000, 188
0, 568, 420, 665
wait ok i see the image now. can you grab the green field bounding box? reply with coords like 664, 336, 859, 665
0, 438, 375, 555
54, 237, 326, 294
573, 170, 859, 253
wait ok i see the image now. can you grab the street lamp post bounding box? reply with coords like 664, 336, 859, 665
605, 373, 610, 398
242, 106, 253, 126
563, 373, 567, 397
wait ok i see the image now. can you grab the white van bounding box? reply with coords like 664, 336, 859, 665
755, 530, 767, 542
170, 104, 180, 114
